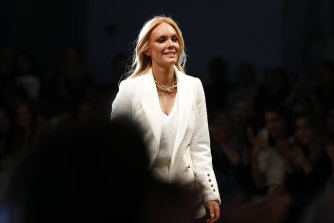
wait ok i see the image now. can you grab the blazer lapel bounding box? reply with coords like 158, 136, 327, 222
172, 69, 193, 164
140, 69, 162, 148
140, 67, 194, 165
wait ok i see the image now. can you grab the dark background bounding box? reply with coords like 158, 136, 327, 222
2, 1, 334, 222
2, 0, 334, 83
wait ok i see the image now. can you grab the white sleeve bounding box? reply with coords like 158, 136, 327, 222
110, 80, 133, 120
190, 78, 221, 205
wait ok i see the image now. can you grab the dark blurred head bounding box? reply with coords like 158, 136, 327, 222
294, 114, 321, 146
262, 104, 292, 140
230, 97, 253, 125
263, 68, 289, 94
0, 47, 17, 77
2, 116, 150, 222
77, 101, 94, 122
209, 111, 236, 143
0, 107, 11, 134
236, 62, 256, 86
62, 46, 83, 68
16, 50, 37, 75
16, 102, 35, 131
208, 56, 227, 82
326, 104, 334, 137
316, 60, 334, 86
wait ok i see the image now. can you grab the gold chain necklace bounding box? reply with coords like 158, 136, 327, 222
155, 80, 177, 93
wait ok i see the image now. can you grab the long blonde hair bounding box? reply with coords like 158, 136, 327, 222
127, 16, 186, 78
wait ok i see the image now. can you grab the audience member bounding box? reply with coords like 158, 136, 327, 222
1, 45, 334, 223
313, 61, 334, 111
254, 68, 290, 114
284, 114, 330, 223
0, 47, 17, 104
227, 97, 255, 144
0, 106, 14, 170
209, 111, 253, 212
303, 192, 334, 223
285, 68, 322, 117
57, 46, 92, 106
14, 50, 40, 100
12, 101, 37, 156
228, 62, 257, 105
205, 56, 235, 113
250, 105, 292, 197
1, 117, 199, 223
38, 66, 59, 103
325, 104, 334, 142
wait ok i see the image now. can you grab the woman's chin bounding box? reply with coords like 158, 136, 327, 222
158, 61, 177, 69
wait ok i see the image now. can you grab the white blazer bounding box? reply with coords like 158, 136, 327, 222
111, 67, 221, 217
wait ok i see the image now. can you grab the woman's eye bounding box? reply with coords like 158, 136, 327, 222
172, 37, 178, 42
157, 38, 165, 43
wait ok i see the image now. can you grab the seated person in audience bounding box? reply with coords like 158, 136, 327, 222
209, 110, 253, 211
284, 114, 330, 222
251, 105, 292, 197
325, 104, 334, 142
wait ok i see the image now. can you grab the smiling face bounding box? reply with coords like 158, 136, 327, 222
146, 22, 180, 70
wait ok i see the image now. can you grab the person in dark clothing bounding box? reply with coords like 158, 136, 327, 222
285, 114, 331, 223
1, 117, 199, 223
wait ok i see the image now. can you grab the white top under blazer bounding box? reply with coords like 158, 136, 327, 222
111, 67, 221, 217
152, 97, 178, 182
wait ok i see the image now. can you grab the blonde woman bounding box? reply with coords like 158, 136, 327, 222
111, 16, 221, 222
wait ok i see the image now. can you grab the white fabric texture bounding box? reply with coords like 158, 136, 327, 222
257, 146, 285, 192
111, 67, 221, 217
152, 96, 178, 182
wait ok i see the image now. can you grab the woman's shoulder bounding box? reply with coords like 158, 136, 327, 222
177, 71, 202, 87
120, 74, 146, 87
179, 71, 199, 81
186, 75, 201, 85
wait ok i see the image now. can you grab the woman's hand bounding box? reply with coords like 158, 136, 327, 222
252, 131, 268, 160
206, 200, 220, 223
288, 147, 305, 166
287, 147, 312, 174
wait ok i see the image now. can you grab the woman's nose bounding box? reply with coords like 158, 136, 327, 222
167, 39, 176, 48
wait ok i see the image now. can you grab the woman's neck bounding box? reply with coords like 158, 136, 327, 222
152, 66, 175, 85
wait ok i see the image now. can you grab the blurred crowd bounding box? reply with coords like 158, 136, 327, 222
0, 46, 121, 170
205, 57, 334, 223
1, 46, 334, 222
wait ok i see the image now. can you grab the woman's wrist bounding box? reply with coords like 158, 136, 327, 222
206, 200, 219, 206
